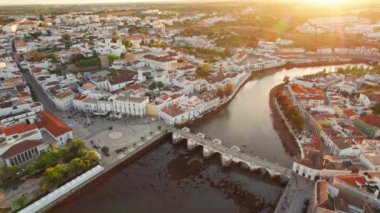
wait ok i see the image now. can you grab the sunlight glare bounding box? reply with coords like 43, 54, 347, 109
309, 0, 347, 4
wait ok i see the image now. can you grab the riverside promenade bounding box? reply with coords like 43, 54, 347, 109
38, 127, 169, 212
274, 98, 305, 158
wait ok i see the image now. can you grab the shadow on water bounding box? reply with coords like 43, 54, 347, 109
50, 135, 286, 213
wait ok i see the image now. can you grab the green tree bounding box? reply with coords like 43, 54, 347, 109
87, 150, 99, 163
61, 34, 71, 49
111, 31, 118, 43
122, 39, 132, 48
26, 163, 37, 175
156, 81, 164, 89
75, 57, 100, 68
101, 146, 110, 157
13, 196, 28, 209
196, 64, 211, 78
216, 87, 225, 98
224, 83, 234, 96
69, 140, 85, 152
1, 165, 20, 181
149, 82, 157, 90
45, 166, 64, 187
107, 54, 118, 62
70, 158, 86, 171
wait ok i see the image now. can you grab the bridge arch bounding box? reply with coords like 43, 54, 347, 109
168, 127, 290, 179
236, 161, 250, 170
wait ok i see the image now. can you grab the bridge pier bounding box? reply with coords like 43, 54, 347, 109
196, 132, 205, 139
212, 138, 222, 145
168, 127, 290, 179
221, 154, 232, 167
187, 139, 198, 151
172, 132, 182, 144
202, 146, 213, 158
181, 127, 190, 132
248, 164, 262, 171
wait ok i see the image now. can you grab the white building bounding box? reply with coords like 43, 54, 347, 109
143, 54, 177, 71
51, 91, 75, 111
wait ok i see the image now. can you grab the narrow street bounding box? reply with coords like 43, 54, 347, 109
11, 40, 58, 114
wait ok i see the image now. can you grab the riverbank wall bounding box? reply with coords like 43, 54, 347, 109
268, 84, 301, 158
41, 131, 171, 212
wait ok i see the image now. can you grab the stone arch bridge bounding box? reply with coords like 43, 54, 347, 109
168, 127, 292, 178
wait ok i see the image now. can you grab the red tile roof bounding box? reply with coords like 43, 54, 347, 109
296, 95, 324, 101
109, 72, 136, 85
144, 54, 175, 62
2, 123, 38, 136
343, 109, 356, 117
1, 140, 44, 159
359, 115, 380, 128
36, 110, 71, 137
336, 175, 366, 187
161, 105, 185, 117
19, 91, 30, 98
55, 91, 74, 99
74, 94, 86, 100
31, 67, 43, 74
126, 83, 141, 91
291, 84, 307, 93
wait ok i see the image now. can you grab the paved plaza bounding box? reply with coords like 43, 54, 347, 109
61, 112, 163, 166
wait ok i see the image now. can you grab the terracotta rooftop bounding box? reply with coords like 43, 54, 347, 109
161, 105, 185, 117
359, 115, 380, 128
2, 122, 38, 136
109, 71, 136, 85
336, 175, 366, 187
55, 91, 74, 99
74, 94, 86, 100
36, 110, 71, 137
144, 54, 176, 63
1, 140, 44, 159
343, 109, 356, 117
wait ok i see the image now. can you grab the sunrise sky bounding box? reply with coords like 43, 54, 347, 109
0, 0, 376, 6
1, 0, 177, 5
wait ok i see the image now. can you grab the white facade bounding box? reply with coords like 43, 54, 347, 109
51, 92, 75, 111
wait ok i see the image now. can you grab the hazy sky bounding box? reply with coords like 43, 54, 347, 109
1, 0, 167, 6
0, 0, 172, 6
0, 0, 375, 6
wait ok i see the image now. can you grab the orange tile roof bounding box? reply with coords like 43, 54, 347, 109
126, 83, 141, 91
291, 84, 307, 93
359, 115, 380, 128
336, 175, 366, 187
36, 110, 71, 137
2, 123, 38, 136
55, 91, 74, 99
161, 105, 185, 117
296, 95, 324, 101
343, 109, 356, 117
19, 91, 30, 98
31, 67, 43, 73
74, 94, 86, 100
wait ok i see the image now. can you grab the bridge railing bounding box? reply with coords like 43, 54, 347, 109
168, 126, 289, 175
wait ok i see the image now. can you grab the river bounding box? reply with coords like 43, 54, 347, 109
51, 64, 360, 213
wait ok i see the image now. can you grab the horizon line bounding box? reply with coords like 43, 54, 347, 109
1, 0, 378, 7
